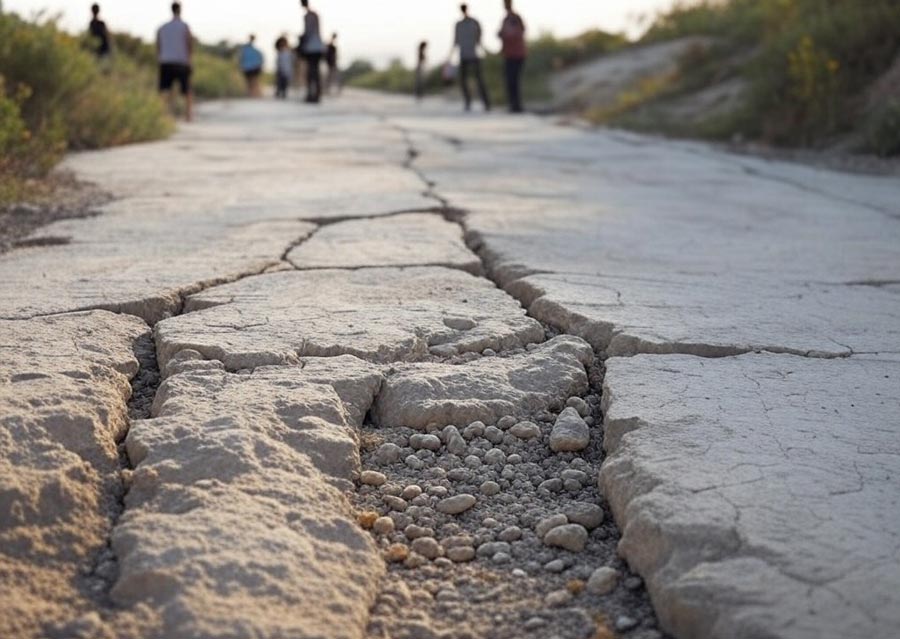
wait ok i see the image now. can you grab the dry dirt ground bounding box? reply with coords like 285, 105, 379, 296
1, 92, 898, 639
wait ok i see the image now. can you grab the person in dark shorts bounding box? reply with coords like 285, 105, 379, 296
88, 4, 110, 59
299, 0, 325, 103
275, 36, 293, 99
157, 2, 193, 121
498, 0, 527, 113
239, 35, 264, 97
451, 4, 490, 112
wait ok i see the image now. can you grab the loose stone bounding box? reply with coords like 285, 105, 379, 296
436, 494, 477, 515
545, 590, 573, 607
497, 415, 517, 430
446, 546, 475, 563
484, 449, 506, 465
615, 616, 639, 632
587, 567, 620, 595
357, 511, 379, 529
411, 537, 441, 560
447, 468, 471, 481
535, 514, 568, 539
492, 552, 511, 564
484, 426, 504, 444
480, 481, 501, 496
563, 479, 582, 492
624, 576, 644, 590
509, 421, 541, 440
544, 559, 566, 573
405, 552, 427, 569
476, 541, 511, 558
385, 544, 410, 563
463, 422, 485, 439
383, 495, 408, 512
402, 485, 423, 500
447, 434, 468, 456
564, 503, 605, 530
375, 443, 402, 465
404, 524, 433, 540
566, 396, 591, 417
410, 433, 442, 451
543, 524, 589, 552
373, 517, 395, 535
560, 469, 589, 483
360, 470, 387, 486
539, 478, 563, 493
498, 526, 522, 542
444, 316, 477, 331
549, 408, 590, 452
405, 455, 425, 470
464, 455, 482, 468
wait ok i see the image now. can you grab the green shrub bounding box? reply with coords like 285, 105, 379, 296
864, 101, 900, 157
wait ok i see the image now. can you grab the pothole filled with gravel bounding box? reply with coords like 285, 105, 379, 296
354, 359, 666, 639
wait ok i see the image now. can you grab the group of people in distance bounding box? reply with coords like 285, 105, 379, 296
86, 0, 530, 123
418, 1, 527, 113
239, 0, 340, 103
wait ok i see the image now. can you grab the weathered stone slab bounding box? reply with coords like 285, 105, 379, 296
0, 311, 146, 639
114, 360, 384, 639
599, 353, 900, 639
371, 336, 594, 429
505, 272, 900, 358
155, 266, 544, 371
0, 217, 315, 325
288, 213, 481, 273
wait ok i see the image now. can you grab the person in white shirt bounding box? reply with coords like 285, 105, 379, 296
299, 0, 325, 103
157, 2, 193, 121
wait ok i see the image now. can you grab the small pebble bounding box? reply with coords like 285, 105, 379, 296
543, 524, 588, 552
509, 421, 541, 440
549, 408, 591, 452
357, 511, 379, 529
410, 433, 442, 451
385, 544, 409, 563
447, 435, 468, 455
436, 494, 477, 515
535, 513, 568, 539
544, 559, 566, 573
615, 616, 639, 632
373, 517, 395, 535
405, 455, 425, 470
544, 589, 573, 607
565, 503, 605, 530
411, 537, 441, 560
360, 470, 387, 486
402, 485, 423, 500
497, 415, 517, 429
484, 426, 504, 444
383, 495, 407, 512
625, 576, 644, 590
497, 526, 522, 542
480, 480, 501, 496
484, 449, 506, 465
566, 396, 591, 417
446, 546, 475, 562
463, 421, 485, 439
587, 567, 620, 595
404, 524, 433, 540
375, 443, 402, 465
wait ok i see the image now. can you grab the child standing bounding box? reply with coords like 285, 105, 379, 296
275, 36, 293, 99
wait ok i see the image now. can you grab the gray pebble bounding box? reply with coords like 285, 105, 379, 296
480, 481, 501, 496
543, 524, 588, 552
436, 494, 477, 515
374, 443, 402, 465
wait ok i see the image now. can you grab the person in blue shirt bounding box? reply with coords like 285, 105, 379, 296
239, 35, 264, 97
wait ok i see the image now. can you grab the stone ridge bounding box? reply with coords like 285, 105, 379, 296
371, 335, 595, 429
154, 266, 545, 372
599, 353, 900, 639
0, 311, 148, 639
113, 360, 384, 639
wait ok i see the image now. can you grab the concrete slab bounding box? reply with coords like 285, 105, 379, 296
115, 361, 383, 639
599, 353, 900, 639
371, 335, 594, 429
155, 266, 545, 371
288, 213, 481, 273
0, 311, 146, 639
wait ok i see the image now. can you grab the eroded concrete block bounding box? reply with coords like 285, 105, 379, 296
599, 353, 900, 639
115, 361, 384, 639
371, 335, 594, 429
288, 213, 481, 273
0, 311, 146, 639
155, 267, 544, 371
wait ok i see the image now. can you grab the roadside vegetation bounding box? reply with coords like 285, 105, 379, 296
0, 12, 244, 204
595, 0, 900, 155
347, 30, 627, 105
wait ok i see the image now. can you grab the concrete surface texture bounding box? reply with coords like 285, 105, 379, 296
1, 94, 898, 639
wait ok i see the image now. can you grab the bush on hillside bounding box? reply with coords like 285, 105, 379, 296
639, 0, 900, 150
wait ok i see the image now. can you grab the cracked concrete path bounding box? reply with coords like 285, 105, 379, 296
1, 93, 898, 639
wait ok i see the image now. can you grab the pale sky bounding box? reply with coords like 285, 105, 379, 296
6, 0, 677, 67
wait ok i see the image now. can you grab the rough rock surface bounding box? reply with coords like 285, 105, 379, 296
115, 360, 384, 639
155, 266, 544, 371
0, 311, 146, 639
288, 213, 482, 273
599, 353, 900, 639
371, 336, 594, 428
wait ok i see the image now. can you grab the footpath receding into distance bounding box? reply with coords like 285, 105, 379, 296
1, 92, 898, 639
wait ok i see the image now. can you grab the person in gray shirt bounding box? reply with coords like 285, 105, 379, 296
452, 4, 491, 112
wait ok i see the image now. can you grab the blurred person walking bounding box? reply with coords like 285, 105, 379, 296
88, 4, 110, 59
451, 4, 490, 112
239, 35, 264, 97
415, 41, 428, 101
498, 0, 526, 113
299, 0, 325, 103
325, 33, 341, 95
157, 2, 193, 122
275, 36, 293, 99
